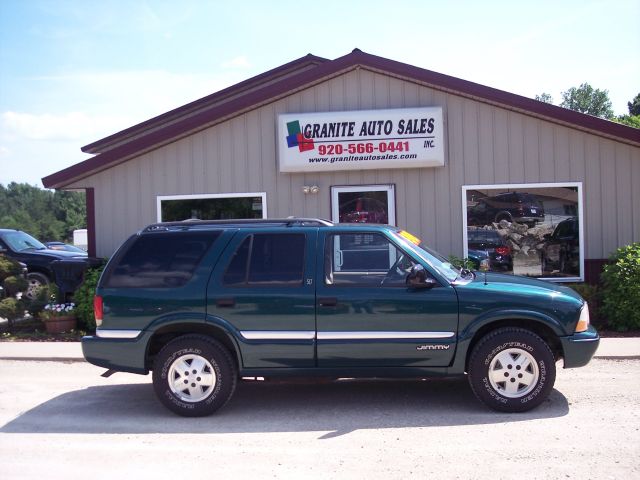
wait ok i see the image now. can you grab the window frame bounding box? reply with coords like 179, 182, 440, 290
222, 232, 307, 288
156, 192, 268, 222
323, 231, 419, 288
330, 184, 396, 226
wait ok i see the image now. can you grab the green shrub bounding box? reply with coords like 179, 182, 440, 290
600, 243, 640, 331
0, 297, 19, 320
2, 275, 28, 296
0, 254, 22, 282
73, 264, 105, 331
448, 255, 475, 270
568, 283, 604, 328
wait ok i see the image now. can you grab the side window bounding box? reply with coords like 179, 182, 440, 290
105, 232, 219, 288
223, 233, 306, 286
324, 233, 416, 287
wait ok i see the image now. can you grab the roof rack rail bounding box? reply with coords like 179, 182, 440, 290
143, 217, 334, 232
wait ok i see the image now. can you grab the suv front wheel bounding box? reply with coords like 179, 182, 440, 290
468, 328, 556, 412
152, 335, 238, 417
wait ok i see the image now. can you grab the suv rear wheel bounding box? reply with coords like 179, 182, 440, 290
468, 328, 556, 412
152, 334, 238, 417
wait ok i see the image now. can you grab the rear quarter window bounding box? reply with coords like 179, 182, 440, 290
104, 232, 220, 288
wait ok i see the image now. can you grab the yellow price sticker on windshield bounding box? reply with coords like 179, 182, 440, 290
399, 230, 421, 245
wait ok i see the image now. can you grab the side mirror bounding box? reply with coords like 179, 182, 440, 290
543, 233, 551, 240
406, 264, 437, 289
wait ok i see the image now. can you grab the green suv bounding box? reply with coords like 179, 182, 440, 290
82, 218, 599, 416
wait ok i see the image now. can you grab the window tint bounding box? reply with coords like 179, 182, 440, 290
325, 233, 415, 287
222, 236, 251, 285
223, 233, 306, 286
105, 232, 218, 288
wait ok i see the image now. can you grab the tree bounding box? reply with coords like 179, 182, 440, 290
559, 83, 614, 119
627, 93, 640, 116
535, 93, 553, 104
0, 183, 86, 241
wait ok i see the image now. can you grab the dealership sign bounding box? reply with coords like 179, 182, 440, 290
277, 107, 444, 172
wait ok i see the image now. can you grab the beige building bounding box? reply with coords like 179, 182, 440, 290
43, 49, 640, 283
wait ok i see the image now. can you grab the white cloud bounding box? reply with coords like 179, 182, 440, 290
222, 56, 251, 70
1, 111, 131, 142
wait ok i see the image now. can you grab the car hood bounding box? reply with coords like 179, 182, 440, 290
456, 271, 584, 304
25, 248, 88, 260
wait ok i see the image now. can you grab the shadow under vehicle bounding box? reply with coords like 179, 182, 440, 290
467, 192, 544, 227
540, 217, 580, 276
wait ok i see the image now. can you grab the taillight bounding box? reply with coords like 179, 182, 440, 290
94, 295, 103, 327
495, 246, 511, 256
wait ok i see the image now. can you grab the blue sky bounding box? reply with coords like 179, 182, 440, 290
1, 0, 638, 187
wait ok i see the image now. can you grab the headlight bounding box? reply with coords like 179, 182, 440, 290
575, 302, 590, 333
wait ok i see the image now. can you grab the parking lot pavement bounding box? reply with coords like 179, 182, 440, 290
0, 358, 639, 480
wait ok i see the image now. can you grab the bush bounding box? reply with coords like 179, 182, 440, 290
0, 297, 20, 320
568, 283, 604, 328
2, 275, 28, 296
600, 243, 640, 331
0, 254, 22, 282
73, 264, 105, 331
448, 255, 475, 270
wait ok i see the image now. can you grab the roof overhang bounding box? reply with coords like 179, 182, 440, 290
42, 48, 640, 189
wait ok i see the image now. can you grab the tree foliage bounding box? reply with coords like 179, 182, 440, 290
628, 93, 640, 116
0, 183, 86, 242
614, 114, 640, 129
535, 93, 553, 104
559, 83, 614, 119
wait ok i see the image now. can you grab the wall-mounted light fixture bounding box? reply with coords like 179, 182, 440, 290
302, 185, 320, 194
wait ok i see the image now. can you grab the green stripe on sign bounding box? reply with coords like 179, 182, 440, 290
287, 120, 301, 136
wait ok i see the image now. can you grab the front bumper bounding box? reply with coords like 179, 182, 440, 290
560, 325, 600, 368
82, 331, 153, 375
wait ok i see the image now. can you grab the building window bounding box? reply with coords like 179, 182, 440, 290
462, 183, 584, 282
157, 193, 267, 222
331, 185, 396, 225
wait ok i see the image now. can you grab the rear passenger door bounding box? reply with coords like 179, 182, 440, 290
206, 229, 317, 368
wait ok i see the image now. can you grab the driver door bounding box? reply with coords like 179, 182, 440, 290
315, 230, 458, 367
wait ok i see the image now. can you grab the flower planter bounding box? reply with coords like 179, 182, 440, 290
43, 315, 77, 334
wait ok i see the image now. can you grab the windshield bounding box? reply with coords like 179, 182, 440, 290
391, 230, 460, 282
3, 231, 47, 252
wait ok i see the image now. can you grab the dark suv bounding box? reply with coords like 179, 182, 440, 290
0, 229, 90, 298
468, 192, 544, 227
82, 218, 598, 416
541, 217, 580, 276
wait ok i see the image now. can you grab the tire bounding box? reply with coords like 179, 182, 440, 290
26, 272, 49, 300
468, 328, 556, 412
152, 334, 237, 417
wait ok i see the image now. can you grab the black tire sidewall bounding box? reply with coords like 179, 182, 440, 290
468, 329, 556, 412
152, 336, 236, 417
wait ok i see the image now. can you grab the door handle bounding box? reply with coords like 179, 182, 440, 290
216, 298, 236, 308
318, 297, 338, 307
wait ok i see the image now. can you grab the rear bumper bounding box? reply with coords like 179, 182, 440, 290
560, 325, 600, 368
81, 331, 152, 374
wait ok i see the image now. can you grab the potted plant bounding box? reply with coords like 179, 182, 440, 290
39, 301, 77, 334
